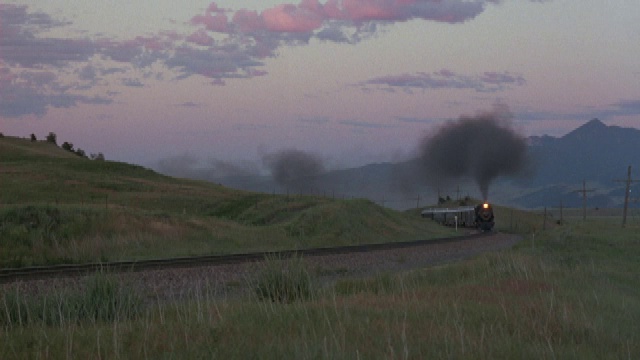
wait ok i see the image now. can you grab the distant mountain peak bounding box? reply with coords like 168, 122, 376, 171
563, 118, 607, 139
583, 118, 606, 128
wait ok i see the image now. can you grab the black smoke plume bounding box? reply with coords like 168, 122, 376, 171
262, 149, 326, 193
414, 107, 528, 200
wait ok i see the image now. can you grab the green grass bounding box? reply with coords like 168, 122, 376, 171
1, 271, 142, 327
1, 218, 638, 358
250, 254, 315, 303
1, 136, 456, 267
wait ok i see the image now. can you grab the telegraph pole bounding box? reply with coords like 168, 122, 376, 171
574, 180, 595, 221
559, 200, 564, 225
614, 166, 638, 228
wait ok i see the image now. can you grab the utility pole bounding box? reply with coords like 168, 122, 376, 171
574, 180, 595, 221
614, 166, 638, 228
559, 200, 564, 225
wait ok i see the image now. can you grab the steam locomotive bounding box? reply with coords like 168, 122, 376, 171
421, 202, 495, 231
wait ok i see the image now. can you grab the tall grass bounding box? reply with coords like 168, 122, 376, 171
2, 218, 638, 358
1, 272, 142, 327
250, 254, 315, 303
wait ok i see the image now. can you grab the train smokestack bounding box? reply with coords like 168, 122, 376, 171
415, 105, 528, 199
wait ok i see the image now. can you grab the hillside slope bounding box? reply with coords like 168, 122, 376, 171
0, 136, 455, 267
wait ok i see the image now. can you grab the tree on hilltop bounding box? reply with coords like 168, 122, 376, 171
61, 141, 74, 152
46, 132, 57, 144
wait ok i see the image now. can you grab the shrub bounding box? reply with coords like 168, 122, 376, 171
46, 132, 57, 144
252, 254, 314, 303
30, 133, 36, 142
90, 152, 105, 161
61, 141, 74, 152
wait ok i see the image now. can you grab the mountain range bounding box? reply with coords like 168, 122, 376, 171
159, 119, 640, 209
527, 119, 640, 185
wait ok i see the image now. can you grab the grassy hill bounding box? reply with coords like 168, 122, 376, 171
0, 136, 458, 267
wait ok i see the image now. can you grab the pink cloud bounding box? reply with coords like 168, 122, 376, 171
206, 3, 226, 14
232, 9, 265, 33
324, 0, 400, 22
262, 4, 324, 33
191, 0, 489, 36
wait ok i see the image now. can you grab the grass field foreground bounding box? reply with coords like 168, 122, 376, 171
2, 218, 638, 358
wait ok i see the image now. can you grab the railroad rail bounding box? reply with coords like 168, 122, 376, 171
0, 232, 490, 284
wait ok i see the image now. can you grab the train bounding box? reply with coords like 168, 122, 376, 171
421, 202, 495, 231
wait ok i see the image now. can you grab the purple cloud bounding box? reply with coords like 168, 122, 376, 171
122, 78, 144, 87
338, 119, 396, 129
359, 69, 526, 93
0, 5, 96, 68
0, 67, 112, 117
0, 1, 540, 118
164, 45, 265, 81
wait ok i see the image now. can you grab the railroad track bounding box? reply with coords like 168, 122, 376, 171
0, 232, 490, 284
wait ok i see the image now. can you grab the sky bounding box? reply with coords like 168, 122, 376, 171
1, 0, 639, 171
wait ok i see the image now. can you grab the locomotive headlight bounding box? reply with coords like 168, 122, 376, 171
483, 203, 489, 209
